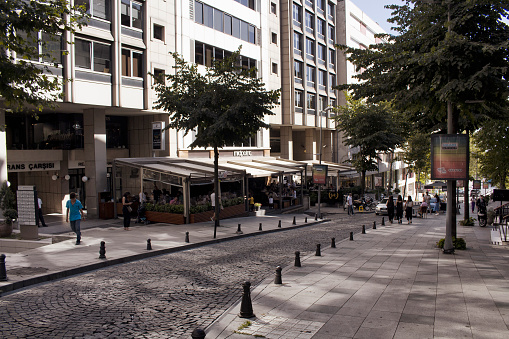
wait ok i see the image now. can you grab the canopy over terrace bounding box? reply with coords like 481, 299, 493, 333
113, 157, 308, 222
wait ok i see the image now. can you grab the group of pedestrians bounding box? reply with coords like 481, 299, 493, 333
386, 195, 414, 224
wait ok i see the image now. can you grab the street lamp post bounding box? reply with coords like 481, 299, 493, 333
318, 106, 333, 219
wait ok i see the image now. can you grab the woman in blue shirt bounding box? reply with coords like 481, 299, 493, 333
66, 192, 84, 245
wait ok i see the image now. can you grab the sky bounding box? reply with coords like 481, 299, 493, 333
352, 0, 401, 33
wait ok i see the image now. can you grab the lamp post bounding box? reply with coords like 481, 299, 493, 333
317, 106, 333, 219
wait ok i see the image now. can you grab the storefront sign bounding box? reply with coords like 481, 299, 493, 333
152, 121, 165, 151
312, 164, 328, 184
473, 180, 481, 189
7, 161, 60, 172
233, 151, 252, 157
431, 134, 469, 180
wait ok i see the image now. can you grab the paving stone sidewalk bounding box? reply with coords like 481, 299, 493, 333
207, 218, 509, 339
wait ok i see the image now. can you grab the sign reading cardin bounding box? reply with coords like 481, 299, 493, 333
7, 162, 60, 172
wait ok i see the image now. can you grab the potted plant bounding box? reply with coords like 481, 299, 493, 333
0, 182, 18, 237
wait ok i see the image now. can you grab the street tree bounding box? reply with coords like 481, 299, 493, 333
1, 0, 87, 112
336, 0, 509, 252
333, 95, 407, 194
473, 120, 509, 189
153, 49, 280, 237
401, 132, 431, 197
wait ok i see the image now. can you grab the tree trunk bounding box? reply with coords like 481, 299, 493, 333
403, 170, 409, 198
213, 145, 220, 238
361, 170, 366, 195
464, 179, 469, 221
388, 152, 394, 195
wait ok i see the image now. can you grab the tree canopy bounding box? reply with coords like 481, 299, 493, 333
0, 0, 87, 112
336, 0, 509, 133
401, 132, 431, 182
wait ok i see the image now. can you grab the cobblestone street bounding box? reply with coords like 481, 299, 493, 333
0, 212, 377, 338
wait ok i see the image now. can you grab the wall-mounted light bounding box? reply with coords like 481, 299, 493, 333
64, 174, 70, 181
52, 174, 59, 181
81, 176, 88, 182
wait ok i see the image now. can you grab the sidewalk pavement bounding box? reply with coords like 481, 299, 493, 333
0, 212, 323, 295
207, 215, 509, 339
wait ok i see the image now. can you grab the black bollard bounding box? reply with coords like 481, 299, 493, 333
331, 237, 336, 248
315, 213, 318, 221
185, 232, 190, 243
274, 266, 282, 284
278, 220, 281, 228
99, 241, 106, 259
373, 221, 377, 230
236, 224, 243, 234
239, 281, 255, 318
362, 225, 366, 234
191, 327, 206, 339
146, 239, 152, 250
305, 217, 308, 223
382, 217, 385, 226
293, 216, 296, 225
350, 232, 354, 241
259, 222, 262, 231
0, 254, 7, 281
294, 251, 301, 267
315, 244, 321, 256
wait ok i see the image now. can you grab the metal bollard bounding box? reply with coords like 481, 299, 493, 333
373, 221, 377, 230
0, 254, 7, 281
350, 232, 354, 241
99, 241, 106, 259
274, 266, 282, 285
191, 327, 206, 339
294, 251, 301, 267
236, 224, 243, 234
146, 239, 152, 250
331, 237, 336, 248
315, 244, 321, 256
382, 217, 385, 226
239, 281, 255, 318
293, 216, 296, 225
185, 232, 190, 243
305, 217, 308, 223
278, 220, 281, 228
362, 225, 366, 234
259, 222, 262, 231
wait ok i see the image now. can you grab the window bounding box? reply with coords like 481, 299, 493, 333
224, 14, 232, 35
153, 68, 165, 84
317, 18, 325, 38
328, 25, 335, 43
360, 22, 367, 35
317, 44, 326, 63
232, 17, 241, 38
75, 38, 111, 73
306, 38, 315, 58
121, 0, 142, 29
195, 41, 257, 73
270, 129, 281, 153
329, 49, 335, 67
330, 98, 336, 107
307, 93, 316, 112
235, 0, 255, 10
306, 65, 315, 85
214, 8, 223, 32
293, 4, 302, 26
271, 2, 277, 14
294, 32, 303, 54
317, 0, 325, 12
153, 24, 164, 41
203, 3, 213, 28
75, 0, 111, 21
329, 73, 335, 87
121, 48, 143, 77
295, 90, 303, 108
294, 61, 303, 80
319, 95, 327, 112
272, 62, 278, 74
19, 31, 63, 64
195, 1, 203, 24
305, 11, 314, 33
318, 70, 327, 89
305, 0, 314, 8
327, 2, 334, 20
271, 32, 277, 44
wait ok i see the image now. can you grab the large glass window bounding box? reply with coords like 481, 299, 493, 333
329, 49, 335, 66
75, 38, 111, 73
18, 31, 62, 64
317, 18, 325, 38
195, 1, 203, 24
307, 93, 316, 112
306, 38, 315, 57
214, 8, 223, 31
318, 70, 327, 88
294, 32, 302, 53
293, 3, 302, 26
317, 44, 326, 63
75, 0, 111, 21
121, 0, 143, 29
106, 116, 128, 148
305, 11, 314, 33
121, 48, 143, 77
317, 0, 325, 12
319, 95, 327, 112
294, 61, 303, 80
329, 73, 335, 87
224, 14, 232, 35
306, 65, 315, 84
327, 2, 334, 20
328, 25, 335, 43
195, 41, 256, 73
295, 90, 303, 108
203, 3, 213, 28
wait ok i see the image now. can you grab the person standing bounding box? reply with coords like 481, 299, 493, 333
37, 197, 48, 227
386, 195, 395, 223
435, 194, 441, 215
210, 191, 216, 221
405, 196, 414, 224
122, 192, 133, 230
425, 192, 431, 214
471, 196, 476, 213
139, 191, 147, 204
66, 192, 84, 245
347, 193, 354, 215
249, 195, 255, 212
396, 195, 404, 223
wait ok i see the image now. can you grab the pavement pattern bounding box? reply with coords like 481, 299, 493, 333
0, 210, 375, 338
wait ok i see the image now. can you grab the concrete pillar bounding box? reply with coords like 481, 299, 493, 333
83, 109, 107, 218
0, 110, 7, 184
323, 130, 333, 162
280, 126, 293, 160
304, 128, 315, 161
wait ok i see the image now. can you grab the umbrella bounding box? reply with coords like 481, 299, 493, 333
424, 181, 447, 189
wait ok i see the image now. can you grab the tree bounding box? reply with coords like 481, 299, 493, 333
154, 49, 280, 238
336, 0, 509, 253
401, 132, 431, 196
1, 0, 87, 112
333, 95, 407, 194
473, 120, 509, 189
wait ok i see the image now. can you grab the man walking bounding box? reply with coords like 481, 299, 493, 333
66, 192, 85, 245
347, 193, 354, 215
37, 197, 48, 227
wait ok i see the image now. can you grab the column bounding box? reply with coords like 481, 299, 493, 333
304, 128, 315, 161
0, 110, 7, 184
322, 130, 333, 162
280, 126, 293, 160
83, 109, 107, 218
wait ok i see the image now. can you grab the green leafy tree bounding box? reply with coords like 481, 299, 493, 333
473, 120, 509, 189
401, 132, 431, 196
154, 49, 280, 237
1, 0, 87, 112
333, 95, 407, 194
0, 182, 17, 226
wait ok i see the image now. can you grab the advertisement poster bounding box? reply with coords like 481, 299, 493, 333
457, 180, 464, 187
375, 176, 383, 187
431, 134, 469, 180
473, 180, 481, 189
312, 164, 328, 184
483, 182, 489, 189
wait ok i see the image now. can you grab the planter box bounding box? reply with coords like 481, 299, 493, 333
145, 211, 185, 224
190, 204, 247, 223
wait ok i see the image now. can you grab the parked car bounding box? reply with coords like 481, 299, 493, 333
375, 198, 396, 215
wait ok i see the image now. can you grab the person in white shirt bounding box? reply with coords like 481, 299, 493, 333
347, 193, 354, 215
139, 191, 147, 203
37, 197, 48, 227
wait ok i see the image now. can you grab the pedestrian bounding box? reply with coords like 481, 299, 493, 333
347, 193, 354, 215
435, 194, 440, 215
249, 195, 255, 212
425, 192, 431, 214
386, 195, 395, 223
471, 196, 476, 213
66, 192, 84, 245
139, 191, 147, 204
268, 194, 274, 209
396, 195, 403, 223
420, 200, 428, 218
405, 196, 413, 224
122, 192, 133, 230
37, 197, 48, 227
153, 185, 162, 203
210, 191, 216, 221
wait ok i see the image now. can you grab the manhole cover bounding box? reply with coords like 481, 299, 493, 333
8, 267, 49, 275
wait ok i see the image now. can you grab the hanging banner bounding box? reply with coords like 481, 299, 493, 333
312, 164, 328, 184
431, 134, 469, 180
473, 180, 481, 189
